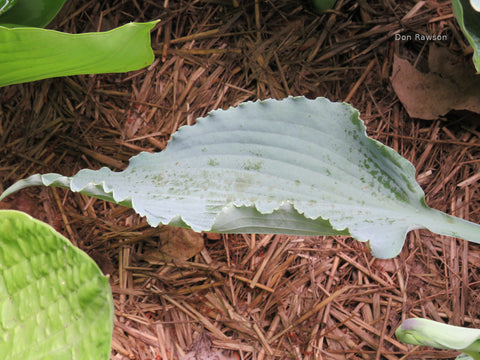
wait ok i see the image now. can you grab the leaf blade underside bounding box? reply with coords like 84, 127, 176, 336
2, 97, 479, 258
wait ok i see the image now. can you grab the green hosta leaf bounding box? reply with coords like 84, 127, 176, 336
0, 210, 113, 359
452, 0, 480, 72
396, 318, 480, 360
0, 0, 67, 28
2, 97, 480, 259
0, 20, 158, 87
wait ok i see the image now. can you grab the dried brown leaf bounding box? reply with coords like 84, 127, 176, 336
181, 333, 238, 360
391, 44, 480, 119
156, 226, 204, 261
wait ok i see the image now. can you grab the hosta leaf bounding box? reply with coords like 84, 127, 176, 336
452, 0, 480, 72
396, 318, 480, 360
2, 97, 480, 259
0, 21, 158, 87
0, 0, 67, 28
457, 355, 478, 360
0, 210, 113, 359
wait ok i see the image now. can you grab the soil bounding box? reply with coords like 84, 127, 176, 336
1, 1, 479, 359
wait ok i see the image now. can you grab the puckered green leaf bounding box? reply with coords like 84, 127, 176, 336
452, 0, 480, 72
0, 210, 113, 359
2, 97, 480, 259
0, 0, 67, 28
0, 20, 158, 87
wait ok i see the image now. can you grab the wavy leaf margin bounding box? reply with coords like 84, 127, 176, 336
1, 97, 479, 259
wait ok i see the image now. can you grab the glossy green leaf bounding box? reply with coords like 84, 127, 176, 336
396, 318, 480, 360
0, 0, 19, 16
0, 20, 158, 87
0, 210, 113, 359
452, 0, 480, 72
0, 0, 67, 28
2, 97, 480, 259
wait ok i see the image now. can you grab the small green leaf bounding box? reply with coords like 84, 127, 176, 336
0, 0, 67, 28
396, 318, 480, 360
452, 0, 480, 72
0, 20, 158, 87
312, 0, 336, 12
2, 97, 480, 259
0, 210, 113, 359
